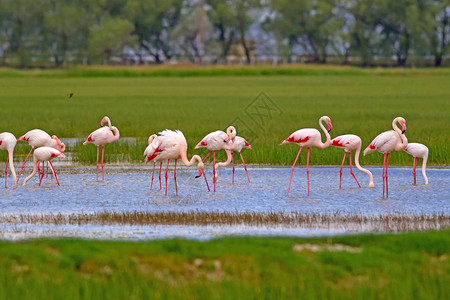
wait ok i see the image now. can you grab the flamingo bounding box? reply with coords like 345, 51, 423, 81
280, 116, 333, 196
16, 129, 65, 183
404, 142, 428, 185
144, 129, 207, 196
331, 134, 374, 188
0, 132, 18, 189
83, 116, 120, 181
195, 126, 235, 192
214, 136, 252, 183
22, 147, 65, 186
364, 117, 408, 198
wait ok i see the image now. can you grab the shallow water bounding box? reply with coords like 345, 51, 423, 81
1, 166, 449, 240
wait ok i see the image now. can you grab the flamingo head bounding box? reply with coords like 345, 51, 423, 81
226, 126, 237, 140
100, 116, 110, 127
148, 134, 157, 145
195, 161, 205, 178
400, 118, 406, 134
51, 135, 66, 152
322, 116, 332, 132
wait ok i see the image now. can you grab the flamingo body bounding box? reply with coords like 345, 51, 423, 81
404, 142, 428, 185
195, 130, 232, 151
22, 147, 65, 186
0, 132, 18, 189
331, 134, 374, 188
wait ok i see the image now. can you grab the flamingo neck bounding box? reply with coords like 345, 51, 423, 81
103, 117, 112, 128
318, 118, 331, 149
8, 150, 17, 189
215, 150, 233, 169
180, 150, 203, 168
392, 120, 408, 151
111, 126, 120, 141
422, 152, 428, 185
23, 155, 39, 186
354, 145, 374, 188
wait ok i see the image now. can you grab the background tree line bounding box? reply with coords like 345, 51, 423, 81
0, 0, 448, 67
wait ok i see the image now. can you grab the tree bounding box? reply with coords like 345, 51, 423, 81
88, 17, 137, 64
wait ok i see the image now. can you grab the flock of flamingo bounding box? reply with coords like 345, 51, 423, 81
0, 115, 429, 198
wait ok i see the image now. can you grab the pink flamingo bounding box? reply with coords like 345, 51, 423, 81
331, 134, 374, 188
144, 129, 207, 196
0, 132, 18, 189
83, 116, 120, 181
195, 126, 235, 192
214, 136, 252, 183
280, 116, 333, 196
16, 129, 65, 183
404, 143, 428, 185
364, 117, 408, 198
22, 147, 65, 186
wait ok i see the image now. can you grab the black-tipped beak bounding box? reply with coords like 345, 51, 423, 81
195, 175, 201, 178
402, 130, 406, 134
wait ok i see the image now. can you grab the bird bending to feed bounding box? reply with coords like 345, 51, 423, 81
331, 134, 374, 188
280, 115, 333, 196
404, 142, 428, 185
214, 136, 252, 183
144, 129, 208, 196
195, 126, 235, 192
0, 132, 18, 189
364, 117, 408, 198
22, 147, 65, 186
83, 116, 120, 181
16, 129, 65, 184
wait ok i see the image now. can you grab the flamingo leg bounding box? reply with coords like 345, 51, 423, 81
38, 161, 41, 181
232, 152, 235, 184
412, 157, 417, 185
46, 161, 49, 178
239, 152, 250, 183
151, 161, 155, 189
202, 170, 210, 192
386, 153, 389, 198
48, 161, 60, 186
174, 159, 178, 196
159, 162, 162, 190
348, 152, 361, 188
96, 146, 99, 181
339, 152, 346, 189
213, 151, 216, 192
5, 155, 8, 188
382, 153, 387, 198
306, 147, 310, 196
101, 145, 105, 181
17, 147, 33, 184
39, 162, 45, 186
287, 146, 302, 196
165, 160, 170, 196
202, 151, 212, 163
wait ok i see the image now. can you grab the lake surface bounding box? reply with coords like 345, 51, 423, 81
1, 166, 449, 240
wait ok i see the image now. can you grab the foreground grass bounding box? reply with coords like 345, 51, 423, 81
0, 230, 448, 299
0, 66, 449, 165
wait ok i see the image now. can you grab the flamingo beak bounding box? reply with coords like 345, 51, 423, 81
328, 123, 333, 132
59, 153, 66, 158
195, 170, 202, 178
401, 123, 406, 134
224, 136, 231, 143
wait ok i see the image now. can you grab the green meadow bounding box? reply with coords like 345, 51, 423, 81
0, 66, 449, 165
0, 230, 448, 300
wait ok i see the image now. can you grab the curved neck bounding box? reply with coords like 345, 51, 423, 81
103, 117, 112, 128
318, 119, 331, 148
23, 156, 38, 186
422, 153, 428, 184
180, 150, 203, 168
215, 150, 233, 170
354, 146, 374, 188
111, 126, 120, 141
8, 150, 17, 188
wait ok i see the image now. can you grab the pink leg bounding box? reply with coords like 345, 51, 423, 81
306, 147, 310, 196
5, 155, 8, 188
232, 152, 235, 184
412, 157, 417, 185
101, 145, 105, 181
151, 162, 155, 189
49, 161, 60, 186
174, 159, 178, 196
39, 162, 45, 186
213, 151, 216, 192
202, 151, 212, 163
287, 146, 302, 196
202, 170, 210, 192
348, 152, 361, 188
17, 147, 33, 184
96, 146, 99, 181
339, 152, 346, 189
386, 153, 389, 198
382, 153, 387, 198
159, 162, 162, 190
165, 160, 169, 196
46, 162, 49, 178
240, 152, 250, 183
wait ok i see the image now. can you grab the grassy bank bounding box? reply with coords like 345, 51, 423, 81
0, 67, 448, 165
0, 230, 448, 299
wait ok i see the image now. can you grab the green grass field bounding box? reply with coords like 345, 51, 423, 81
0, 230, 448, 300
0, 66, 449, 165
